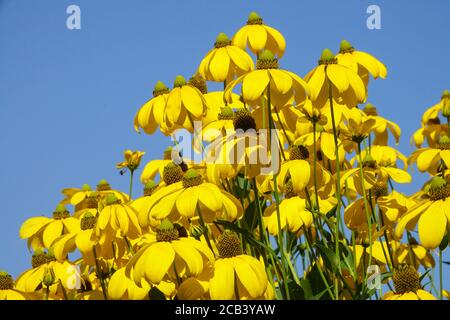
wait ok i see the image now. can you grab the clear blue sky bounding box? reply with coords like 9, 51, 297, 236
1, 0, 449, 292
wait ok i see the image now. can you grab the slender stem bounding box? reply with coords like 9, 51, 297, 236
59, 279, 69, 300
92, 245, 108, 300
312, 122, 321, 215
327, 77, 342, 298
251, 178, 281, 299
196, 206, 214, 253
274, 107, 292, 146
129, 170, 134, 200
357, 142, 373, 294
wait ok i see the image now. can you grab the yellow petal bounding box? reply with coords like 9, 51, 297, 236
19, 217, 51, 239
418, 202, 447, 249
416, 148, 440, 172
144, 242, 175, 284
247, 25, 267, 52
171, 240, 204, 276
416, 289, 436, 300
181, 86, 205, 118
209, 258, 235, 300
242, 70, 269, 101
176, 188, 198, 218
43, 220, 63, 248
208, 48, 230, 82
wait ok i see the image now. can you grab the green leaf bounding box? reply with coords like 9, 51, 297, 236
148, 287, 166, 300
315, 243, 340, 272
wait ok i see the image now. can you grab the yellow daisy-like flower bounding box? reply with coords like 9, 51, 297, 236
95, 194, 141, 240
350, 145, 412, 184
139, 169, 243, 226
295, 122, 345, 162
340, 107, 377, 153
19, 204, 79, 249
232, 12, 286, 58
411, 117, 447, 149
420, 89, 450, 125
107, 267, 150, 300
263, 194, 336, 236
134, 81, 171, 135
336, 40, 387, 85
15, 250, 75, 297
0, 271, 30, 300
224, 49, 308, 107
125, 220, 214, 286
116, 150, 145, 173
51, 211, 126, 265
63, 182, 129, 212
305, 48, 366, 109
362, 103, 401, 146
164, 75, 208, 132
408, 134, 450, 174
209, 231, 272, 300
382, 265, 435, 300
202, 90, 243, 127
395, 176, 450, 249
198, 32, 254, 83
394, 238, 435, 269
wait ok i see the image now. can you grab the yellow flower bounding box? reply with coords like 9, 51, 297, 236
95, 194, 141, 240
116, 150, 145, 173
376, 190, 416, 224
264, 195, 328, 236
139, 169, 243, 226
224, 49, 308, 107
15, 250, 75, 297
202, 106, 237, 143
198, 33, 254, 83
108, 267, 150, 300
164, 75, 208, 132
62, 182, 128, 215
125, 220, 214, 286
362, 103, 401, 145
395, 238, 435, 269
420, 89, 450, 125
340, 107, 377, 153
336, 40, 387, 85
383, 264, 435, 300
295, 122, 345, 162
305, 48, 366, 109
350, 145, 412, 184
395, 176, 450, 249
19, 204, 79, 249
51, 211, 127, 265
408, 134, 450, 174
134, 81, 171, 135
205, 109, 270, 179
232, 12, 286, 58
209, 231, 271, 300
411, 117, 447, 148
202, 91, 244, 128
0, 271, 30, 300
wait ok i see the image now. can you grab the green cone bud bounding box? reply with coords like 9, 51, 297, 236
318, 48, 336, 65
82, 184, 92, 192
247, 12, 263, 25
214, 32, 231, 48
339, 40, 354, 53
173, 75, 187, 88
105, 193, 119, 205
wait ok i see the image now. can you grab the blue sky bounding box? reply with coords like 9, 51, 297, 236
0, 0, 449, 293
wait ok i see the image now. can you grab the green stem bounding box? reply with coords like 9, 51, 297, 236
92, 245, 108, 300
328, 77, 342, 298
357, 142, 373, 294
129, 170, 134, 200
196, 206, 214, 254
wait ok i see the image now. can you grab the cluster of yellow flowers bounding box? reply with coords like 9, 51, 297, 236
2, 12, 449, 300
